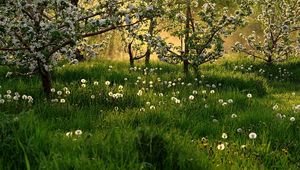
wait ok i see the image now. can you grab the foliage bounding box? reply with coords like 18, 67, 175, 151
233, 0, 300, 64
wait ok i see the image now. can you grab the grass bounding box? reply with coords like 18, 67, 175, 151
0, 57, 300, 169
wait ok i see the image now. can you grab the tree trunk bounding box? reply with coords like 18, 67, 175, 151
130, 57, 135, 67
183, 60, 189, 76
183, 0, 191, 76
266, 55, 273, 65
145, 18, 156, 67
40, 67, 52, 98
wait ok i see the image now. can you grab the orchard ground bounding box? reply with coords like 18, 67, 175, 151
1, 55, 300, 169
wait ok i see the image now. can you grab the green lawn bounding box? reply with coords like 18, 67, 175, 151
1, 58, 300, 169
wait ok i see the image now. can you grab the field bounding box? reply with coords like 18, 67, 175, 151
1, 57, 300, 169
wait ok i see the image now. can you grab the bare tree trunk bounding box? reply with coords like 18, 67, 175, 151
39, 66, 52, 98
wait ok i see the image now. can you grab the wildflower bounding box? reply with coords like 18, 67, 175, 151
57, 91, 62, 95
222, 133, 228, 139
218, 99, 224, 103
189, 95, 195, 101
13, 96, 19, 101
247, 93, 252, 98
292, 92, 296, 96
81, 84, 86, 88
231, 114, 237, 118
51, 88, 55, 93
22, 95, 28, 100
66, 132, 73, 137
273, 104, 279, 110
290, 117, 295, 122
0, 99, 4, 104
241, 145, 247, 149
81, 79, 87, 84
294, 105, 300, 111
228, 99, 233, 103
91, 95, 95, 99
60, 99, 66, 103
124, 78, 128, 81
94, 81, 99, 86
249, 132, 257, 139
175, 99, 181, 104
140, 108, 145, 112
210, 90, 215, 94
146, 102, 151, 106
27, 96, 33, 103
6, 90, 11, 94
65, 91, 71, 95
202, 90, 207, 94
105, 81, 111, 86
217, 143, 225, 150
137, 90, 143, 96
222, 102, 228, 106
192, 90, 198, 95
212, 119, 218, 123
237, 128, 242, 133
75, 130, 82, 136
150, 105, 155, 110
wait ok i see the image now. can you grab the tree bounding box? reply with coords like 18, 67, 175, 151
233, 0, 300, 64
121, 0, 163, 67
0, 0, 153, 97
154, 0, 251, 76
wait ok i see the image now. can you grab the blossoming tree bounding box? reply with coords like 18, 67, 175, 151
155, 0, 252, 76
120, 0, 165, 67
0, 0, 154, 96
233, 0, 300, 64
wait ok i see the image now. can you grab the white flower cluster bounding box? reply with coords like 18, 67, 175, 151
0, 90, 33, 104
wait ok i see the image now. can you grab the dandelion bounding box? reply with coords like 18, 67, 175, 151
189, 95, 195, 101
273, 104, 279, 110
0, 99, 4, 104
137, 90, 143, 96
13, 96, 19, 101
81, 84, 86, 88
81, 79, 87, 84
237, 128, 242, 133
191, 91, 197, 95
57, 91, 62, 95
247, 93, 252, 98
217, 143, 225, 150
28, 96, 33, 103
212, 119, 218, 123
175, 99, 181, 104
75, 130, 83, 136
241, 145, 247, 149
66, 132, 73, 137
222, 133, 228, 139
294, 105, 300, 111
290, 117, 295, 122
249, 132, 257, 139
222, 102, 228, 106
94, 81, 99, 86
210, 90, 215, 94
65, 91, 71, 95
51, 88, 56, 93
146, 102, 151, 106
292, 92, 296, 96
6, 90, 11, 94
218, 99, 224, 103
60, 99, 65, 103
140, 108, 145, 112
22, 95, 28, 100
150, 105, 155, 110
228, 99, 233, 103
105, 81, 111, 86
231, 114, 237, 118
91, 95, 95, 99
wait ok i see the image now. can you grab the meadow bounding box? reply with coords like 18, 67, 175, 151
0, 56, 299, 170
